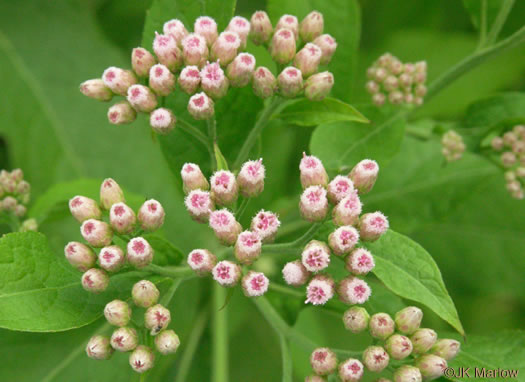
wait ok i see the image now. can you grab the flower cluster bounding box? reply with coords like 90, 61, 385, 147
182, 160, 279, 297
80, 11, 337, 133
282, 154, 388, 306
65, 178, 165, 292
366, 53, 427, 107
86, 280, 180, 374
306, 306, 461, 381
0, 168, 38, 232
441, 130, 466, 162
490, 125, 525, 199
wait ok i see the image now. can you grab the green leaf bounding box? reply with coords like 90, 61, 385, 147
363, 230, 465, 336
274, 98, 369, 127
463, 92, 525, 130
143, 233, 184, 266
214, 142, 229, 171
310, 106, 406, 172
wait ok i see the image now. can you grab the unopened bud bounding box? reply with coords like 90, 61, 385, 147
282, 260, 310, 286
505, 170, 517, 182
110, 327, 138, 352
252, 66, 277, 98
271, 29, 296, 65
153, 33, 182, 71
383, 75, 398, 91
81, 219, 113, 247
188, 92, 214, 120
346, 248, 375, 275
338, 276, 371, 305
16, 179, 30, 194
132, 280, 159, 308
300, 11, 324, 42
181, 163, 209, 193
109, 202, 136, 234
188, 249, 217, 275
100, 178, 125, 210
389, 91, 404, 105
328, 226, 359, 255
226, 16, 251, 48
369, 313, 395, 340
249, 11, 273, 45
181, 33, 209, 67
131, 47, 156, 77
305, 71, 333, 101
80, 79, 113, 101
235, 230, 262, 264
201, 61, 229, 99
327, 176, 354, 204
300, 185, 328, 222
99, 245, 125, 272
210, 170, 238, 205
313, 34, 337, 65
310, 347, 337, 375
108, 101, 137, 125
138, 199, 165, 231
150, 108, 176, 135
338, 358, 364, 382
127, 84, 158, 113
104, 299, 131, 327
69, 195, 101, 223
14, 204, 26, 218
155, 329, 180, 354
363, 346, 389, 372
64, 241, 96, 271
20, 218, 38, 232
399, 73, 413, 87
385, 334, 413, 360
301, 240, 330, 272
2, 196, 17, 211
278, 66, 303, 98
242, 271, 269, 297
102, 67, 137, 96
332, 191, 362, 226
350, 159, 379, 193
411, 328, 437, 354
81, 268, 109, 293
211, 31, 241, 66
430, 339, 461, 360
513, 140, 525, 155
185, 189, 214, 223
209, 209, 242, 245
86, 335, 113, 360
237, 159, 264, 197
395, 306, 423, 334
415, 354, 447, 380
145, 304, 171, 335
163, 19, 188, 44
194, 16, 218, 46
305, 274, 334, 305
503, 131, 517, 146
212, 260, 241, 287
178, 65, 201, 94
502, 151, 517, 167
507, 180, 522, 194
359, 212, 389, 241
294, 43, 322, 77
393, 366, 422, 382
343, 306, 369, 333
227, 53, 256, 87
373, 93, 386, 106
129, 345, 155, 373
149, 64, 175, 96
251, 210, 280, 242
127, 237, 154, 268
300, 154, 328, 188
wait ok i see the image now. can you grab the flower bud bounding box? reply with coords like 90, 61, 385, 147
383, 75, 398, 92
155, 329, 180, 354
102, 67, 137, 96
395, 306, 423, 334
300, 153, 329, 188
282, 260, 310, 286
81, 268, 109, 293
181, 163, 209, 193
294, 43, 322, 77
14, 204, 27, 218
69, 195, 101, 223
242, 271, 269, 297
491, 136, 504, 150
300, 11, 324, 42
310, 348, 337, 375
502, 151, 517, 167
20, 218, 38, 232
153, 33, 182, 71
110, 327, 138, 352
415, 354, 447, 380
127, 84, 158, 113
178, 65, 201, 94
226, 16, 251, 49
129, 345, 155, 373
235, 230, 262, 264
251, 210, 280, 242
2, 196, 17, 211
80, 79, 113, 101
210, 170, 238, 205
138, 199, 165, 231
346, 248, 375, 275
185, 189, 214, 223
64, 241, 96, 272
507, 180, 522, 195
100, 178, 125, 210
338, 276, 371, 305
301, 240, 330, 272
10, 168, 23, 182
410, 328, 437, 354
359, 212, 389, 241
513, 140, 525, 155
305, 274, 334, 305
86, 335, 114, 360
314, 34, 337, 65
276, 15, 299, 39
163, 19, 188, 44
131, 47, 156, 77
188, 92, 214, 120
252, 66, 277, 98
503, 131, 517, 146
201, 61, 229, 99
338, 358, 364, 382
250, 11, 273, 45
212, 260, 241, 287
182, 33, 209, 67
278, 66, 303, 98
385, 334, 413, 360
109, 202, 136, 234
148, 64, 175, 96
393, 366, 422, 382
98, 245, 125, 272
328, 226, 359, 255
17, 179, 30, 193
305, 71, 333, 101
132, 280, 160, 308
327, 175, 354, 204
363, 346, 389, 372
227, 53, 256, 87
108, 101, 137, 125
81, 219, 113, 247
150, 108, 176, 135
305, 376, 325, 382
104, 299, 131, 327
332, 191, 362, 226
209, 209, 242, 245
350, 159, 379, 193
389, 91, 404, 105
343, 306, 369, 333
194, 16, 218, 46
369, 313, 395, 340
145, 303, 171, 335
513, 124, 525, 138
127, 237, 154, 268
430, 339, 461, 360
237, 159, 264, 197
211, 31, 241, 66
187, 249, 217, 275
300, 185, 329, 222
271, 29, 296, 65
372, 93, 386, 106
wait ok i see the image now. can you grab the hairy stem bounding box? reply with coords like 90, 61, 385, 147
485, 0, 515, 46
145, 264, 194, 278
175, 309, 209, 382
208, 117, 218, 169
279, 334, 293, 382
212, 283, 229, 382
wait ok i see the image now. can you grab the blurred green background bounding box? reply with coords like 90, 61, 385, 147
0, 0, 524, 381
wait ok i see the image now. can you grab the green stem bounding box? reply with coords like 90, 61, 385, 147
145, 264, 194, 278
485, 0, 515, 46
207, 117, 218, 170
263, 222, 323, 254
212, 283, 228, 382
160, 278, 183, 306
279, 334, 293, 382
478, 0, 488, 49
233, 97, 282, 169
177, 118, 209, 147
235, 197, 250, 219
175, 309, 209, 382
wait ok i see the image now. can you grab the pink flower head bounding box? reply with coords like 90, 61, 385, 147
271, 28, 296, 65
234, 230, 262, 264
250, 210, 280, 242
338, 276, 371, 305
242, 271, 269, 297
109, 202, 136, 234
211, 31, 242, 66
187, 249, 216, 274
310, 347, 337, 375
212, 260, 241, 287
278, 66, 303, 98
252, 66, 277, 99
301, 240, 331, 272
210, 170, 238, 205
209, 208, 236, 232
148, 64, 175, 96
276, 15, 299, 39
81, 268, 109, 293
305, 275, 334, 305
313, 34, 337, 65
98, 245, 125, 272
200, 61, 229, 98
300, 185, 328, 222
299, 11, 324, 42
81, 219, 112, 248
162, 19, 188, 43
327, 175, 354, 204
64, 241, 96, 272
145, 304, 171, 335
226, 16, 251, 47
194, 16, 218, 45
338, 358, 364, 382
328, 225, 359, 255
102, 66, 137, 96
127, 84, 157, 113
69, 195, 101, 223
237, 158, 265, 197
126, 237, 154, 268
249, 10, 273, 45
181, 162, 209, 193
187, 92, 214, 120
300, 153, 328, 188
227, 53, 256, 87
294, 42, 322, 77
282, 260, 310, 286
153, 32, 182, 71
346, 248, 375, 275
333, 191, 362, 226
150, 108, 176, 135
181, 33, 209, 67
350, 159, 379, 193
178, 65, 201, 94
359, 211, 389, 241
184, 189, 214, 223
129, 345, 155, 373
138, 199, 165, 231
